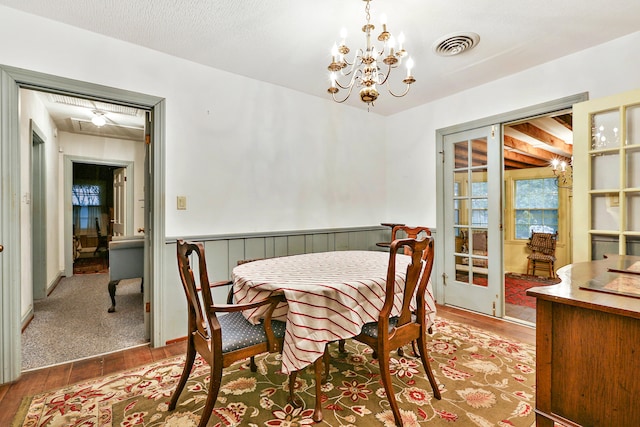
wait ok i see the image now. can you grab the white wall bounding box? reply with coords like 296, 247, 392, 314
0, 5, 389, 238
18, 89, 60, 320
383, 31, 640, 225
6, 5, 637, 239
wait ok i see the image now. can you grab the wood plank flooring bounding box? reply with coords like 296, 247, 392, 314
0, 304, 535, 425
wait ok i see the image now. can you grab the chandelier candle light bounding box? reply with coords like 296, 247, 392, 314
327, 0, 415, 107
551, 157, 573, 188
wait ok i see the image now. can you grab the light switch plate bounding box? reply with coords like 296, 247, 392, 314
177, 196, 187, 210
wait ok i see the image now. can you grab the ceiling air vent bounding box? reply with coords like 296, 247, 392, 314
432, 32, 480, 56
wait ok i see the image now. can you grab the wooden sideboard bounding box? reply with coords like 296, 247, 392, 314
527, 254, 640, 426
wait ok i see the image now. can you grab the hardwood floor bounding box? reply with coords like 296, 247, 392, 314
0, 304, 534, 425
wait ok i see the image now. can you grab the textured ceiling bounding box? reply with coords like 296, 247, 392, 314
2, 0, 640, 116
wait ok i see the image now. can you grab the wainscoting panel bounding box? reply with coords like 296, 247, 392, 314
245, 238, 266, 261
273, 236, 288, 257
161, 226, 429, 344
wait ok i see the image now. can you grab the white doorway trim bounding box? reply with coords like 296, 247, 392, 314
0, 64, 166, 383
64, 156, 135, 276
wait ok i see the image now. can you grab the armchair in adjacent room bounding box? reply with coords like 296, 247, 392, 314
526, 231, 558, 278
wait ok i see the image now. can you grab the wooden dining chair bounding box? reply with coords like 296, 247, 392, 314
387, 226, 433, 357
169, 240, 286, 427
352, 235, 441, 427
391, 225, 431, 254
93, 217, 109, 256
227, 257, 268, 372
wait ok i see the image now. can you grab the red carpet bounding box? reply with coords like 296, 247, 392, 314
456, 273, 560, 309
504, 273, 560, 308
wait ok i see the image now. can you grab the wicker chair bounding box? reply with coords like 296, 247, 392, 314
526, 231, 558, 278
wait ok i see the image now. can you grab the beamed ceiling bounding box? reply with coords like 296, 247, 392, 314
455, 112, 573, 170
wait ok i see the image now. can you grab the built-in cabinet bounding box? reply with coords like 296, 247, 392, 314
574, 88, 640, 261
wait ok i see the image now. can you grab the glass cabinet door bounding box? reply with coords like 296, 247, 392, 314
573, 89, 640, 261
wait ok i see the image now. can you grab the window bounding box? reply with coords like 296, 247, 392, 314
471, 181, 488, 227
514, 178, 558, 239
72, 184, 102, 231
72, 184, 101, 206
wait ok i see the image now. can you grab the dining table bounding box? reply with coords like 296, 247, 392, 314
231, 250, 437, 376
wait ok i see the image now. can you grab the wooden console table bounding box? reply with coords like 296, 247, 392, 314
526, 254, 640, 426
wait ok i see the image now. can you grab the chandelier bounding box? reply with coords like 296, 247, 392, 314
326, 0, 415, 107
550, 158, 573, 189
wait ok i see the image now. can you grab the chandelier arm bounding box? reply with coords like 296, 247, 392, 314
335, 67, 363, 90
338, 57, 359, 78
387, 82, 411, 98
331, 83, 357, 103
377, 64, 393, 86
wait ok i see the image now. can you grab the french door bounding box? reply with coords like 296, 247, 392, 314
442, 125, 503, 316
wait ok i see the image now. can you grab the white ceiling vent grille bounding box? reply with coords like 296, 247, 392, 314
432, 32, 480, 56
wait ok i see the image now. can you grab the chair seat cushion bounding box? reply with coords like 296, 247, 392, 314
361, 317, 401, 339
361, 312, 422, 339
219, 312, 286, 353
528, 252, 556, 262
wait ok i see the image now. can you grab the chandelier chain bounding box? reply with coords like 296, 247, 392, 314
365, 1, 371, 25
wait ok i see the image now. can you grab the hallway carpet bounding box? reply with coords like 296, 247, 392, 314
21, 273, 147, 370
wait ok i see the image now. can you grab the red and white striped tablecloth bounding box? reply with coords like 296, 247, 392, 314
231, 250, 436, 374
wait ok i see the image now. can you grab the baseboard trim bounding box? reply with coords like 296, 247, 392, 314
166, 336, 187, 345
21, 310, 34, 333
46, 271, 65, 296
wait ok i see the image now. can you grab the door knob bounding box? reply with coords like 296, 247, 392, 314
0, 244, 3, 252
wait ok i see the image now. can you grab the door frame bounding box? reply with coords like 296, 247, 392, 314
435, 92, 588, 315
64, 157, 135, 276
0, 64, 166, 383
30, 120, 47, 300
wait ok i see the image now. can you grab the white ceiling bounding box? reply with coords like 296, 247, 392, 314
31, 91, 146, 141
2, 0, 640, 116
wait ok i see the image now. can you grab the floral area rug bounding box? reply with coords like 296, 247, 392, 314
13, 318, 536, 427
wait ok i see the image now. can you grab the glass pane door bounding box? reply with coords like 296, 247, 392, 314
443, 125, 502, 316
